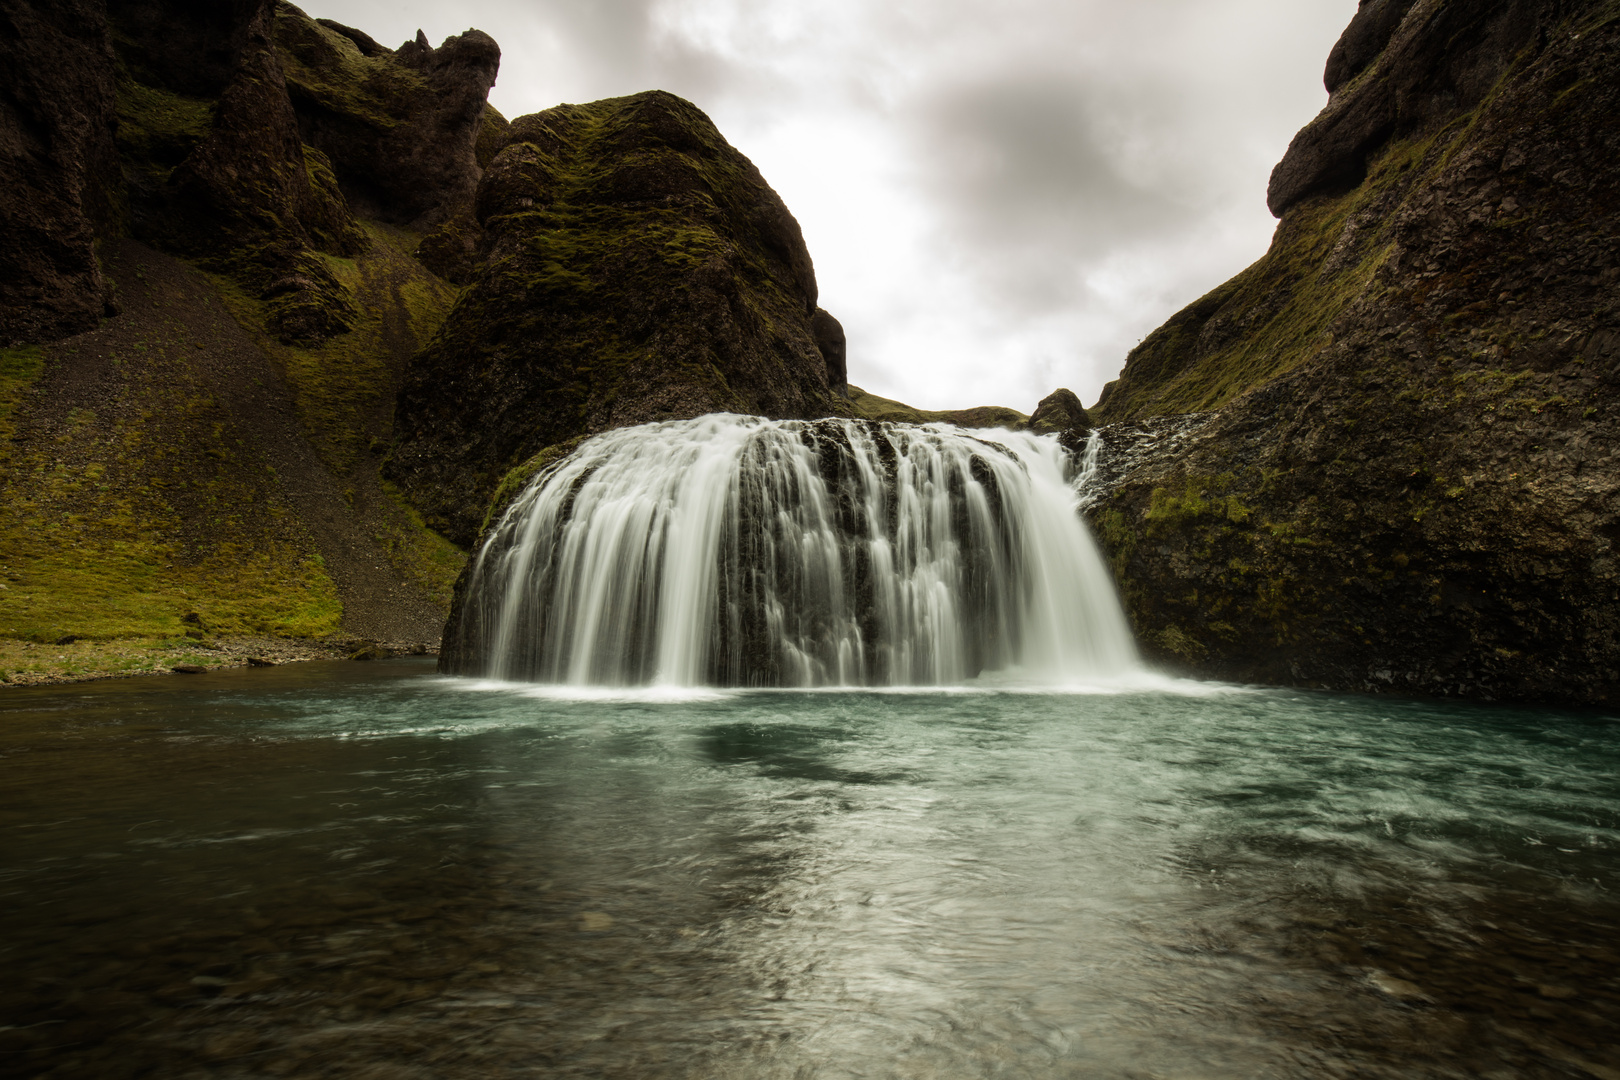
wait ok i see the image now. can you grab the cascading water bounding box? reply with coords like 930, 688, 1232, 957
445, 414, 1139, 687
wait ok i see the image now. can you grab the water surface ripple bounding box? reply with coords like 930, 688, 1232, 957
2, 659, 1616, 1078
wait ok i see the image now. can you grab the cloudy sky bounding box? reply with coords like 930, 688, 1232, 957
318, 0, 1354, 411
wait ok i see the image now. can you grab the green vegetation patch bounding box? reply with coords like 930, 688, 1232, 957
274, 9, 427, 130
480, 436, 589, 537
212, 222, 457, 474
378, 482, 467, 611
0, 346, 46, 447
0, 332, 344, 650
113, 74, 214, 172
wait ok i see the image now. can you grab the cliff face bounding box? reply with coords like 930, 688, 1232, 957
1088, 0, 1619, 705
387, 90, 850, 547
0, 0, 120, 344
0, 0, 500, 678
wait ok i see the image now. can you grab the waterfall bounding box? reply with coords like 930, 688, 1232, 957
446, 415, 1139, 687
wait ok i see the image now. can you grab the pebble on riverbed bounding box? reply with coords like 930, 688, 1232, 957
1367, 970, 1431, 1003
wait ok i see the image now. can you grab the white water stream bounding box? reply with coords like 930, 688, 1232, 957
448, 415, 1138, 686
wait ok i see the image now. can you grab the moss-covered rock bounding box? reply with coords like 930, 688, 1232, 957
388, 90, 852, 545
1088, 0, 1620, 706
273, 5, 499, 230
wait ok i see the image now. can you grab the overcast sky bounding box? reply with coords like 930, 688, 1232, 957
315, 0, 1354, 411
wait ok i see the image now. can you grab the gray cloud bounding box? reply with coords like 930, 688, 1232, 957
315, 0, 1356, 410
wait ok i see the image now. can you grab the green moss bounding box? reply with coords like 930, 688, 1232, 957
1151, 625, 1209, 662
378, 482, 467, 610
0, 339, 344, 647
1095, 120, 1470, 421
1145, 476, 1253, 536
480, 436, 589, 535
211, 222, 456, 474
0, 346, 46, 447
113, 75, 214, 171
273, 9, 427, 130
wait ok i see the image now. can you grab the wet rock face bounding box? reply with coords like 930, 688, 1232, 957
1087, 0, 1620, 706
388, 91, 847, 546
0, 0, 120, 344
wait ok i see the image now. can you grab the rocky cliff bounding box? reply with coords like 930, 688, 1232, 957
386, 90, 851, 547
0, 0, 503, 681
0, 1, 868, 682
1087, 0, 1618, 705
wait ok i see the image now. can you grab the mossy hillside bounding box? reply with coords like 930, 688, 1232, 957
847, 385, 1028, 429
212, 222, 456, 476
205, 221, 465, 608
0, 347, 46, 447
1094, 1, 1620, 423
1091, 127, 1438, 421
390, 91, 848, 547
376, 480, 466, 611
0, 323, 343, 652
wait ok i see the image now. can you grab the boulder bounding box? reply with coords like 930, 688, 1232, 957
812, 308, 849, 397
1028, 388, 1093, 443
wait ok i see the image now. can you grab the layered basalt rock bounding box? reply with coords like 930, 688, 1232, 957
388, 91, 851, 547
1087, 0, 1619, 706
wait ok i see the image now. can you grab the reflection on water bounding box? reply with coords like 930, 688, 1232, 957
1, 659, 1617, 1078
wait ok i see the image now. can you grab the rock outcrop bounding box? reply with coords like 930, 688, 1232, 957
4, 0, 500, 349
274, 10, 500, 229
1028, 388, 1093, 450
0, 0, 120, 345
0, 2, 502, 675
388, 90, 850, 546
1087, 0, 1619, 706
812, 308, 849, 397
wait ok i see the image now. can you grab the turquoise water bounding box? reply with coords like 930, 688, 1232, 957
2, 659, 1617, 1078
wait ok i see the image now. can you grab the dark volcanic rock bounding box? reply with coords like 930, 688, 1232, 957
146, 0, 363, 344
0, 0, 120, 344
1268, 0, 1569, 216
1029, 388, 1092, 448
1322, 0, 1419, 96
1087, 0, 1620, 706
274, 4, 500, 230
812, 308, 849, 397
388, 90, 848, 546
